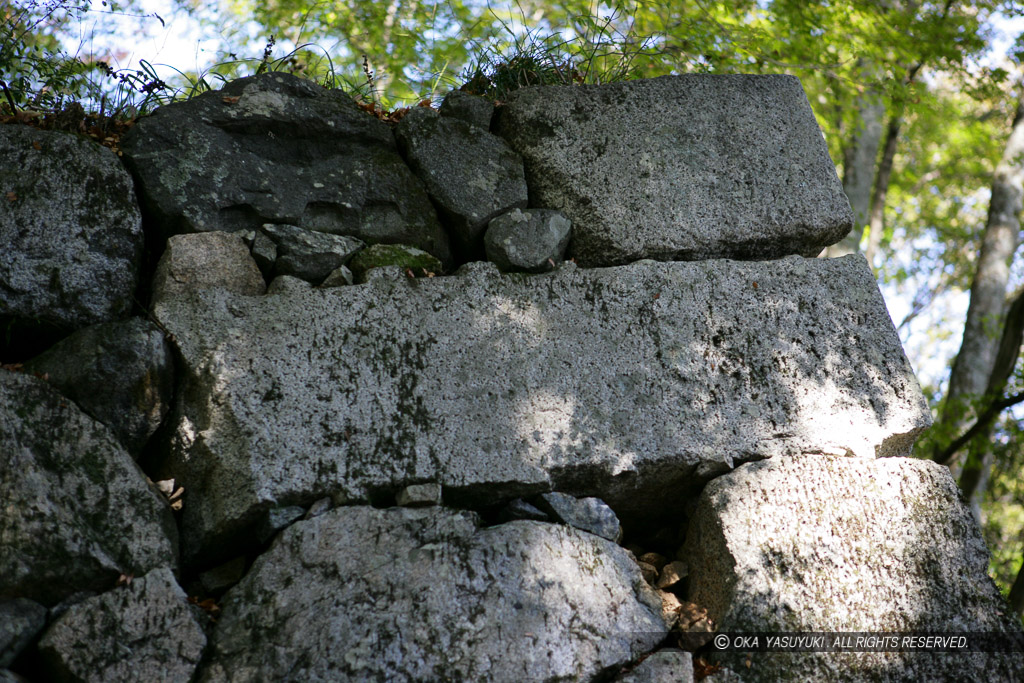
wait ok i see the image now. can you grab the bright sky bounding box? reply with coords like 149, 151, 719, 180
64, 1, 1024, 393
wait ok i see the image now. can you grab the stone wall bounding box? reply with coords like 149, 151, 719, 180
1, 72, 1020, 682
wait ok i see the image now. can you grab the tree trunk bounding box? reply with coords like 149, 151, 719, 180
825, 84, 885, 257
933, 96, 1024, 467
863, 115, 902, 267
958, 286, 1024, 518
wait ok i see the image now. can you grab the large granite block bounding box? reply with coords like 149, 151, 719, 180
154, 255, 928, 562
494, 75, 854, 266
685, 455, 1024, 681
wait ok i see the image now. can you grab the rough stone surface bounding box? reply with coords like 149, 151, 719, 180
534, 492, 622, 542
256, 506, 305, 544
0, 125, 143, 332
684, 455, 1024, 681
395, 107, 527, 256
499, 498, 549, 522
494, 75, 854, 266
348, 243, 444, 283
396, 482, 442, 507
248, 230, 277, 276
440, 90, 495, 130
199, 556, 247, 595
656, 560, 687, 589
152, 232, 266, 305
266, 274, 312, 296
484, 208, 572, 272
0, 599, 47, 667
24, 318, 174, 455
201, 506, 668, 682
260, 223, 364, 283
318, 265, 354, 288
0, 370, 178, 606
154, 255, 930, 562
38, 567, 206, 683
615, 650, 694, 683
120, 72, 451, 265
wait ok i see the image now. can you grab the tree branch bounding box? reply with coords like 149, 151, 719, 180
935, 390, 1024, 466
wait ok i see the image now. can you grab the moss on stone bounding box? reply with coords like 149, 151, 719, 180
348, 244, 443, 283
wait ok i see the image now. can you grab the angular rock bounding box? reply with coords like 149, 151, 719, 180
120, 73, 451, 265
0, 370, 178, 606
684, 455, 1024, 681
154, 255, 929, 562
0, 126, 143, 338
347, 243, 443, 283
317, 265, 353, 288
494, 75, 854, 266
152, 232, 266, 305
38, 567, 206, 683
0, 599, 47, 668
201, 506, 668, 681
248, 230, 277, 277
440, 90, 495, 130
260, 223, 364, 283
639, 552, 669, 572
395, 107, 527, 257
265, 274, 312, 295
24, 318, 174, 455
499, 498, 550, 522
304, 497, 332, 519
637, 562, 659, 586
396, 482, 442, 507
615, 650, 694, 683
656, 560, 687, 589
485, 207, 572, 273
534, 491, 623, 542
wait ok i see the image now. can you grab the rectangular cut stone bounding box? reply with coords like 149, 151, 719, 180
685, 455, 1024, 681
494, 75, 855, 266
155, 256, 929, 561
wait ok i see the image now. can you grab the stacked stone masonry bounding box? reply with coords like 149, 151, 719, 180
1, 71, 1020, 682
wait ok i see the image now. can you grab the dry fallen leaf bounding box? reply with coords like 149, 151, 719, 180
32, 140, 41, 150
5, 191, 17, 202
188, 596, 222, 621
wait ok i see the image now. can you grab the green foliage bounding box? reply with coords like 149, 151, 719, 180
0, 0, 180, 119
983, 422, 1024, 597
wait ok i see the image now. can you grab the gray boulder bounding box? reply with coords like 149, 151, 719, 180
534, 492, 622, 542
615, 650, 693, 683
260, 223, 364, 283
684, 455, 1024, 682
440, 90, 495, 130
485, 208, 572, 272
396, 482, 442, 507
395, 107, 528, 257
494, 75, 854, 266
120, 72, 451, 265
24, 318, 174, 456
201, 506, 668, 682
0, 370, 178, 606
0, 126, 142, 335
152, 231, 266, 305
38, 567, 206, 683
0, 599, 47, 668
153, 254, 929, 563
